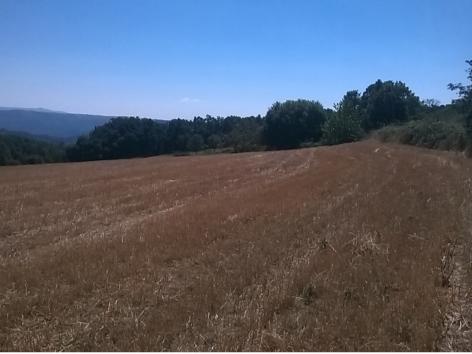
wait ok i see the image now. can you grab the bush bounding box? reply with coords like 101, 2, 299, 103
376, 119, 467, 151
322, 114, 364, 145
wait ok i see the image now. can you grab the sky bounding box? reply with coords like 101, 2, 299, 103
0, 0, 471, 120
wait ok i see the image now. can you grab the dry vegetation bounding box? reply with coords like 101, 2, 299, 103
1, 140, 472, 351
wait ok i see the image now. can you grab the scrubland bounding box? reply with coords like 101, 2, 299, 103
0, 140, 471, 351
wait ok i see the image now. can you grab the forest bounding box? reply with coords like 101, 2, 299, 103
1, 60, 471, 165
0, 130, 65, 165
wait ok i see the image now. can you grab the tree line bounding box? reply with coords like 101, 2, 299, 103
1, 60, 471, 165
66, 75, 465, 162
65, 78, 425, 161
0, 130, 65, 165
65, 115, 265, 161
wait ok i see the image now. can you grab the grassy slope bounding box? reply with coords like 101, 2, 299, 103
0, 140, 471, 350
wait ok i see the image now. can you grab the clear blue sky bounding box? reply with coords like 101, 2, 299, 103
1, 0, 471, 119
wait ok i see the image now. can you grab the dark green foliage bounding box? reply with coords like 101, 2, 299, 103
4, 63, 471, 164
226, 116, 264, 152
0, 139, 13, 165
66, 117, 165, 161
163, 119, 192, 153
360, 80, 421, 130
466, 110, 472, 141
376, 118, 467, 152
449, 60, 472, 154
465, 110, 472, 157
0, 131, 65, 165
67, 115, 265, 162
263, 99, 326, 149
207, 134, 223, 149
414, 104, 464, 123
186, 134, 205, 151
322, 91, 364, 145
375, 103, 468, 152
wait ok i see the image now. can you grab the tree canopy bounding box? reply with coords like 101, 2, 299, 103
0, 131, 65, 165
65, 115, 264, 162
66, 117, 165, 161
263, 99, 326, 149
360, 80, 420, 130
322, 90, 364, 145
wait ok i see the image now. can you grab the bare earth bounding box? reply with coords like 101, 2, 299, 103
1, 140, 472, 351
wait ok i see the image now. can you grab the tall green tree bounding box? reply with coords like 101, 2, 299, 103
322, 90, 364, 145
263, 99, 326, 149
360, 80, 420, 130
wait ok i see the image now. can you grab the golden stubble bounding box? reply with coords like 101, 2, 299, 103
0, 140, 471, 351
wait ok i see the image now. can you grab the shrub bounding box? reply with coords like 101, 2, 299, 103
322, 113, 364, 145
376, 119, 467, 152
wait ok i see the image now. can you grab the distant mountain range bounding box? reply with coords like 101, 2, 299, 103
0, 107, 67, 113
0, 108, 114, 141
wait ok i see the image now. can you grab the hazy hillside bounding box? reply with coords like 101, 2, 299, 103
0, 108, 113, 139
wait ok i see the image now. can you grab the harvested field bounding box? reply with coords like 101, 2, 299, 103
1, 140, 472, 351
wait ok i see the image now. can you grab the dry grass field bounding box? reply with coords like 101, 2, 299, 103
1, 140, 472, 351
